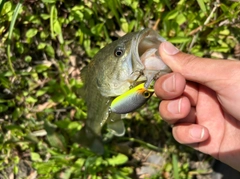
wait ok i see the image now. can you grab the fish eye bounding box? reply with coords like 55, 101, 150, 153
114, 46, 125, 57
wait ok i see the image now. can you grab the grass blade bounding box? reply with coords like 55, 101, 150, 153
120, 137, 161, 151
0, 0, 6, 13
197, 0, 207, 14
172, 154, 179, 179
106, 0, 121, 25
7, 1, 22, 76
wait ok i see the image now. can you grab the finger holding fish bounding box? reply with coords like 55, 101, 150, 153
141, 47, 172, 88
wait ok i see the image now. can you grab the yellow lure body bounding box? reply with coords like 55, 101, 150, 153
110, 83, 154, 114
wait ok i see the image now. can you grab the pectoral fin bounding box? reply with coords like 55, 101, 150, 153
107, 113, 125, 136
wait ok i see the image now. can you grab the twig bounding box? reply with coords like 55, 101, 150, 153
152, 18, 160, 31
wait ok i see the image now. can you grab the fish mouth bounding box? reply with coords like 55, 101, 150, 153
137, 29, 166, 57
132, 28, 170, 87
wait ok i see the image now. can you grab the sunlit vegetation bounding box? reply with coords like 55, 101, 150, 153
0, 0, 239, 178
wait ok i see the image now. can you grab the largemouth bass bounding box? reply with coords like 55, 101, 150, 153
78, 28, 171, 154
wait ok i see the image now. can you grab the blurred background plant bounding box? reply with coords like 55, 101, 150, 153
0, 0, 240, 178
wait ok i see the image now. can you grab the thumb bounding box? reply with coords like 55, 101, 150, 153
159, 41, 240, 92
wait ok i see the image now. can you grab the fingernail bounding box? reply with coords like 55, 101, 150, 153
162, 74, 176, 93
190, 126, 204, 139
162, 41, 179, 55
167, 98, 182, 114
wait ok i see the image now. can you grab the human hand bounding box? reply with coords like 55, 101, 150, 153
154, 41, 240, 171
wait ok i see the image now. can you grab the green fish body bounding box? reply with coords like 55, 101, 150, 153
78, 28, 171, 154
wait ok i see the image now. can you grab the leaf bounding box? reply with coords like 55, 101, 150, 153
220, 3, 229, 14
71, 10, 84, 21
24, 55, 32, 62
128, 20, 136, 32
0, 104, 8, 112
37, 42, 46, 50
26, 96, 38, 103
53, 20, 61, 34
219, 29, 230, 36
12, 107, 23, 120
168, 37, 191, 43
14, 165, 18, 175
53, 20, 64, 44
165, 9, 179, 20
33, 161, 55, 174
36, 87, 49, 97
72, 5, 84, 11
197, 0, 207, 14
47, 132, 67, 150
45, 44, 55, 57
50, 5, 58, 38
35, 64, 51, 73
106, 153, 128, 166
120, 18, 129, 33
67, 121, 82, 130
27, 15, 41, 24
13, 28, 20, 39
74, 158, 85, 167
121, 167, 134, 176
31, 152, 42, 162
165, 163, 173, 172
91, 23, 104, 35
42, 0, 56, 3
40, 13, 50, 20
26, 28, 38, 38
2, 1, 12, 15
210, 47, 230, 53
176, 13, 186, 25
95, 157, 104, 166
0, 75, 10, 88
16, 41, 24, 53
40, 30, 49, 39
162, 0, 171, 9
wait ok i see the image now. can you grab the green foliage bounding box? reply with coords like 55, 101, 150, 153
0, 0, 239, 178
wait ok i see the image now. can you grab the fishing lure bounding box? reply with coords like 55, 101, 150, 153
109, 83, 154, 114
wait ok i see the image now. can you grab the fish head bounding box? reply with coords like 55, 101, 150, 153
93, 31, 145, 97
94, 28, 171, 97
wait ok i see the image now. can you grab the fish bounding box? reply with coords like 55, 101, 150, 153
109, 83, 154, 114
76, 28, 171, 154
